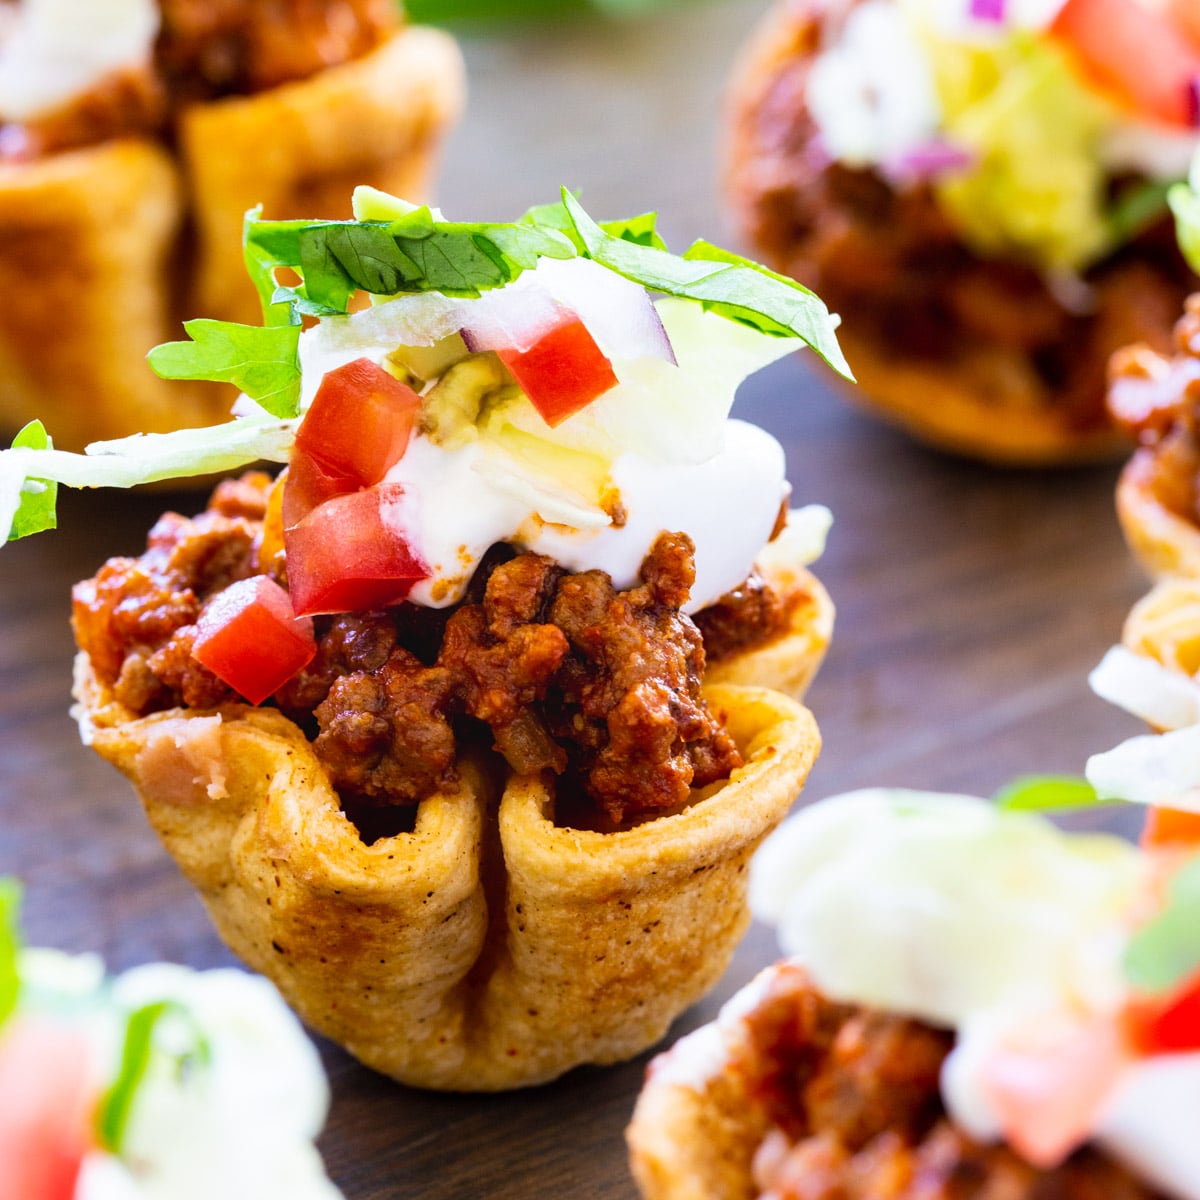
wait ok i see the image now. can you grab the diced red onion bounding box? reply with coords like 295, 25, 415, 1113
882, 140, 976, 184
968, 0, 1006, 22
457, 276, 566, 354
1187, 75, 1200, 129
534, 255, 676, 366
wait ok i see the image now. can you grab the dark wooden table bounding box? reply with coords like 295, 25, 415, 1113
0, 2, 1156, 1196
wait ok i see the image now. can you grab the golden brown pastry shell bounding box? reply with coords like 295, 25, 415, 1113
626, 960, 793, 1200
73, 647, 821, 1091
1123, 574, 1200, 681
0, 26, 465, 452
1116, 447, 1200, 580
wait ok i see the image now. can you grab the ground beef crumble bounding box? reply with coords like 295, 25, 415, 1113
0, 0, 398, 161
1109, 293, 1200, 526
739, 965, 1163, 1200
71, 474, 788, 826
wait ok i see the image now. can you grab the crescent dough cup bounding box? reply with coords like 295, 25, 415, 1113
1123, 575, 1200, 681
827, 328, 1125, 466
626, 961, 793, 1200
705, 558, 834, 702
723, 2, 1146, 467
73, 649, 821, 1091
0, 25, 464, 451
1115, 447, 1200, 580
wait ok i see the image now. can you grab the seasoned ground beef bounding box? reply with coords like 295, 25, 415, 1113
1109, 294, 1200, 524
72, 475, 766, 825
742, 965, 1163, 1200
694, 568, 798, 663
730, 0, 1190, 431
0, 0, 397, 161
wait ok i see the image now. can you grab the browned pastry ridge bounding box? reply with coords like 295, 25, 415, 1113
0, 8, 465, 449
1110, 295, 1200, 578
70, 481, 830, 1091
723, 0, 1192, 465
627, 961, 1163, 1200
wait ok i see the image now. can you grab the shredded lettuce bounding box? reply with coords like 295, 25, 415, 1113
1123, 855, 1200, 995
6, 421, 57, 541
0, 879, 20, 1028
147, 321, 301, 419
0, 416, 297, 546
95, 998, 211, 1154
993, 774, 1106, 813
1169, 154, 1200, 275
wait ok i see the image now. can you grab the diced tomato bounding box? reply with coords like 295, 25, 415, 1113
284, 483, 429, 616
1141, 805, 1200, 849
1050, 0, 1200, 127
294, 358, 422, 489
981, 1017, 1124, 1168
497, 316, 618, 427
280, 451, 357, 530
0, 1017, 95, 1200
1125, 971, 1200, 1054
193, 575, 317, 704
1167, 0, 1200, 51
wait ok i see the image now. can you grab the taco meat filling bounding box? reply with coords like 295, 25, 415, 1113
1109, 294, 1200, 525
730, 3, 1190, 430
738, 964, 1162, 1200
72, 473, 792, 826
0, 0, 397, 161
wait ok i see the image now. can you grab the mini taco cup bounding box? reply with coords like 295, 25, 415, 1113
1123, 575, 1200, 678
724, 0, 1189, 466
1116, 447, 1200, 580
74, 656, 821, 1092
0, 139, 220, 447
0, 21, 464, 451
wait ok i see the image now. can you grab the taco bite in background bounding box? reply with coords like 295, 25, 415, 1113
3, 188, 844, 1089
629, 785, 1200, 1200
725, 0, 1199, 464
0, 0, 464, 450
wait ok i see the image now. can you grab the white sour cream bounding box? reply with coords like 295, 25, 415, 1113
387, 420, 786, 612
0, 0, 159, 123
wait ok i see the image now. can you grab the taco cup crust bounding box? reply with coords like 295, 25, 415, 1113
75, 650, 820, 1091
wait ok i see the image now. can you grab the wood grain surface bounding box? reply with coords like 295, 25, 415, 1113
0, 2, 1158, 1196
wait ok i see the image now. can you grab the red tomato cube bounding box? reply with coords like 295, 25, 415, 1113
280, 452, 357, 531
294, 358, 422, 488
193, 575, 317, 704
1141, 805, 1200, 849
1051, 0, 1200, 127
0, 1017, 94, 1200
1125, 972, 1200, 1055
497, 316, 619, 427
284, 483, 429, 616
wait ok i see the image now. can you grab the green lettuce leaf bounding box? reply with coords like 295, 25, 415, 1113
147, 320, 302, 419
1170, 178, 1200, 276
993, 774, 1106, 812
0, 416, 297, 545
95, 999, 210, 1154
6, 422, 57, 541
1124, 855, 1200, 995
0, 879, 20, 1028
558, 191, 853, 379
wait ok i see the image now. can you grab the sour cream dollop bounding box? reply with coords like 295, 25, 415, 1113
0, 0, 159, 123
